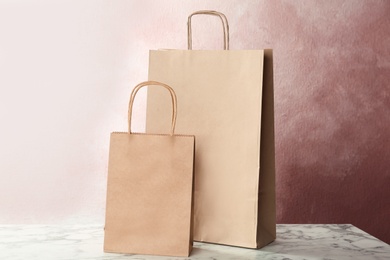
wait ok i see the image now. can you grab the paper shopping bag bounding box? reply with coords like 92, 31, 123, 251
104, 81, 195, 257
146, 11, 275, 249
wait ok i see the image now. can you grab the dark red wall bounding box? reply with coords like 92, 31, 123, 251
258, 1, 390, 243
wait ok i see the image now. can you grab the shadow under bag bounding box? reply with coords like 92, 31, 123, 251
146, 11, 276, 248
104, 81, 195, 257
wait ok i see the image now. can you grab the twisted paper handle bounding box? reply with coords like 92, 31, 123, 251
187, 10, 229, 50
128, 81, 177, 136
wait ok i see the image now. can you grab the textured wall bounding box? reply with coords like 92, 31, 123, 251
268, 1, 390, 244
0, 0, 389, 243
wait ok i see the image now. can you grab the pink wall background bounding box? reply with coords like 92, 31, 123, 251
0, 1, 389, 243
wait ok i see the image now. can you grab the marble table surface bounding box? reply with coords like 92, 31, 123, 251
0, 224, 389, 260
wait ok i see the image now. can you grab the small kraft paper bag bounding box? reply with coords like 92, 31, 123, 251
104, 81, 195, 257
146, 11, 275, 248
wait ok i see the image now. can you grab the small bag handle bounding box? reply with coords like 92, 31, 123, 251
128, 81, 177, 136
187, 10, 230, 50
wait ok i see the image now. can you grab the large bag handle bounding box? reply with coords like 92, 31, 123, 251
128, 81, 177, 136
187, 10, 229, 50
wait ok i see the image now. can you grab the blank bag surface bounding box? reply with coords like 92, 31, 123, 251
146, 11, 276, 248
104, 81, 195, 257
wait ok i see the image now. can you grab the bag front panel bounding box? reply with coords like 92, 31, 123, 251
104, 133, 194, 256
147, 50, 265, 248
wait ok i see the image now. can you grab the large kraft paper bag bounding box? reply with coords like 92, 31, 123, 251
104, 81, 195, 257
146, 11, 275, 248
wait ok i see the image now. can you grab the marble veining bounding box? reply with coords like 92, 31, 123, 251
0, 224, 389, 260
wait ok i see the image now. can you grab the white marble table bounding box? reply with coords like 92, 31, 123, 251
0, 224, 389, 260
